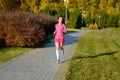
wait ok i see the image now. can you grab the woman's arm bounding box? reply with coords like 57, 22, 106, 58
54, 25, 57, 35
62, 24, 67, 33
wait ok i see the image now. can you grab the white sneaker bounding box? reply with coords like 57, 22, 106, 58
61, 49, 64, 54
56, 59, 60, 63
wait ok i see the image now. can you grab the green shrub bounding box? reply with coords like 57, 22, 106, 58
56, 5, 66, 18
76, 14, 82, 29
67, 9, 81, 29
99, 10, 109, 28
107, 14, 119, 27
118, 14, 120, 27
118, 20, 120, 27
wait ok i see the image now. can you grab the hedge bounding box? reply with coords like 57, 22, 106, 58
0, 11, 57, 47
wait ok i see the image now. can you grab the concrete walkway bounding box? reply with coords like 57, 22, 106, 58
0, 30, 92, 80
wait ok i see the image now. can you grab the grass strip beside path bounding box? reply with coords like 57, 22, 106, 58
65, 29, 120, 80
0, 47, 29, 64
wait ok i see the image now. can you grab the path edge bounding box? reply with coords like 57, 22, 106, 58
53, 42, 77, 80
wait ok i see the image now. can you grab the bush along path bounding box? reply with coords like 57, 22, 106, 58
0, 30, 92, 80
0, 11, 57, 47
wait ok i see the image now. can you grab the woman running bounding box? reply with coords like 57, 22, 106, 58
54, 17, 67, 63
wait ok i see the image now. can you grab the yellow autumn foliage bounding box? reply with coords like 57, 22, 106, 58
40, 0, 49, 10
107, 7, 117, 15
89, 23, 98, 29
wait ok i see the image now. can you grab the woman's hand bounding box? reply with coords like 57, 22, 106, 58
54, 31, 56, 35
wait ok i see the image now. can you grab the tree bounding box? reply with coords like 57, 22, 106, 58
67, 9, 80, 28
39, 4, 57, 16
40, 0, 49, 10
107, 14, 119, 27
0, 0, 16, 11
48, 0, 60, 3
108, 0, 116, 7
99, 10, 109, 28
89, 0, 100, 7
77, 0, 88, 8
99, 0, 108, 10
56, 4, 66, 18
76, 14, 86, 29
69, 0, 78, 12
20, 0, 40, 13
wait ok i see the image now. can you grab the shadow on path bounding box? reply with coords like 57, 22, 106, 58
61, 51, 118, 63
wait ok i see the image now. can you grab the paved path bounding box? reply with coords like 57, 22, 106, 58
0, 30, 92, 80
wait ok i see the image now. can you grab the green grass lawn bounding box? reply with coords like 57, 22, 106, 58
0, 47, 29, 64
65, 29, 120, 80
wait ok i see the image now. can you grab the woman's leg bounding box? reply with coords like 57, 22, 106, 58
55, 42, 60, 62
60, 43, 64, 54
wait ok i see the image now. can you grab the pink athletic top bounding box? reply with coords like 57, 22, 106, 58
54, 23, 67, 39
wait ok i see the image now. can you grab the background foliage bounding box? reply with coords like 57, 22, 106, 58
0, 0, 120, 47
0, 0, 120, 28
